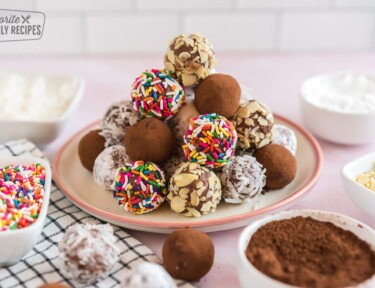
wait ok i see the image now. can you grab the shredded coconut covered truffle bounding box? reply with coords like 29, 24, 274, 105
122, 262, 176, 288
58, 223, 119, 284
220, 155, 266, 204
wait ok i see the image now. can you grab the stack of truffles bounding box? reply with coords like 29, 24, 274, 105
78, 33, 298, 218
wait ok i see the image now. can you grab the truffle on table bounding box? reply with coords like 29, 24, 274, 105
124, 117, 175, 164
78, 129, 105, 172
219, 155, 266, 204
131, 69, 185, 120
253, 143, 297, 189
162, 229, 214, 281
164, 33, 217, 87
272, 124, 298, 155
121, 262, 176, 288
39, 284, 70, 288
195, 74, 241, 119
100, 100, 140, 147
232, 100, 274, 151
112, 161, 167, 215
93, 145, 129, 189
58, 223, 119, 285
167, 162, 222, 217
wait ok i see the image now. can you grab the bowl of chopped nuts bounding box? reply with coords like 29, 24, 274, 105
342, 152, 375, 220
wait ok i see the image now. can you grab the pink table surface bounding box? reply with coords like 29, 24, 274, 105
1, 52, 375, 287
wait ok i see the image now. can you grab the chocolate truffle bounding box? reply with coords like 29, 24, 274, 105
169, 99, 199, 143
122, 262, 176, 288
93, 145, 129, 189
272, 124, 297, 155
162, 229, 214, 281
58, 223, 119, 285
78, 130, 105, 171
131, 69, 185, 120
219, 155, 266, 204
124, 118, 175, 164
167, 162, 222, 217
182, 113, 237, 169
161, 148, 186, 180
232, 100, 274, 151
253, 143, 297, 189
101, 100, 140, 147
164, 33, 217, 87
112, 161, 167, 215
195, 74, 241, 118
39, 284, 70, 288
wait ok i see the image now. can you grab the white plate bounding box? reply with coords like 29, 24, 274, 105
53, 115, 322, 233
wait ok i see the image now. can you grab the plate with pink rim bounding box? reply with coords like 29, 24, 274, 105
53, 114, 322, 233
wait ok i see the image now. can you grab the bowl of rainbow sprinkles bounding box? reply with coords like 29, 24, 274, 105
0, 156, 51, 266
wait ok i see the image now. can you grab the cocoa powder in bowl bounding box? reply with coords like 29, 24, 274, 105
246, 216, 375, 288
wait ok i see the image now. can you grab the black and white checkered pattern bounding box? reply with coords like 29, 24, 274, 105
0, 140, 192, 288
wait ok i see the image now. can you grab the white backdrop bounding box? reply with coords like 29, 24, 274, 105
0, 0, 374, 55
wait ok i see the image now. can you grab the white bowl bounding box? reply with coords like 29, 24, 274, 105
300, 72, 375, 145
0, 156, 51, 266
237, 209, 375, 288
0, 72, 84, 146
342, 152, 375, 221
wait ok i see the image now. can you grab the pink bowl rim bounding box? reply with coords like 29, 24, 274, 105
52, 114, 323, 229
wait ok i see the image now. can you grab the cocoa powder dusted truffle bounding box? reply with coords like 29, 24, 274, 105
167, 162, 222, 217
219, 155, 266, 204
162, 229, 214, 281
131, 69, 185, 120
78, 130, 106, 172
161, 147, 186, 180
93, 145, 129, 189
124, 118, 175, 164
232, 100, 274, 151
195, 74, 241, 118
100, 100, 140, 147
169, 99, 199, 143
253, 143, 297, 189
58, 223, 119, 285
164, 33, 217, 87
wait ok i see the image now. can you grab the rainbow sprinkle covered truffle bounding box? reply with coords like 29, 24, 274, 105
182, 113, 237, 169
131, 69, 185, 120
112, 161, 167, 215
0, 164, 46, 231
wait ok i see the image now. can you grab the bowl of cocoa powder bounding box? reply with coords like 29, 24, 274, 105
237, 210, 375, 288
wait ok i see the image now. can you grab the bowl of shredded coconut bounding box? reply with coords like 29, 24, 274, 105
300, 72, 375, 145
0, 71, 84, 145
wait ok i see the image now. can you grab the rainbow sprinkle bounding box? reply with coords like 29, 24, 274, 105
182, 113, 238, 169
0, 164, 46, 231
131, 69, 185, 120
112, 161, 167, 215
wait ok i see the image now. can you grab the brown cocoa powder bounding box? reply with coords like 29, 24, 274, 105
246, 216, 375, 288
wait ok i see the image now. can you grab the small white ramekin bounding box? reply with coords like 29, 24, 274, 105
0, 156, 51, 267
0, 73, 84, 146
300, 72, 375, 145
237, 210, 375, 288
342, 152, 375, 221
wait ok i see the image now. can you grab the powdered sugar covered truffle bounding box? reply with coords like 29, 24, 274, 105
219, 155, 265, 204
122, 262, 176, 288
93, 145, 129, 189
100, 100, 139, 147
58, 223, 119, 284
272, 124, 297, 155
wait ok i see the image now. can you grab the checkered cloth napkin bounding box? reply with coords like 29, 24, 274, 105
0, 139, 192, 288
